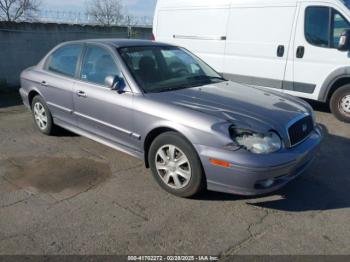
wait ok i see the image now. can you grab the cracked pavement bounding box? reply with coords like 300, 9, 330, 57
0, 97, 350, 255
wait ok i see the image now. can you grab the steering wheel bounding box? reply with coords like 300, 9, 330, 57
169, 62, 189, 76
173, 68, 189, 76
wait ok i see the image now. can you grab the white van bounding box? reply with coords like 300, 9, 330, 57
153, 0, 350, 123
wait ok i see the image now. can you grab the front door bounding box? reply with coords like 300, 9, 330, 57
73, 44, 137, 150
289, 2, 350, 100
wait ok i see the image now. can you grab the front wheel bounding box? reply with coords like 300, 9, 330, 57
148, 132, 205, 198
330, 84, 350, 123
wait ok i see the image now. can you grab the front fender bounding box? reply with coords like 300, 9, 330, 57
318, 66, 350, 102
140, 118, 233, 149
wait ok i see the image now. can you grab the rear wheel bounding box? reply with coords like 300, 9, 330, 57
148, 132, 205, 198
330, 85, 350, 123
31, 96, 56, 135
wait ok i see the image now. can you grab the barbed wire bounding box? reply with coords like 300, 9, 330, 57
32, 10, 153, 27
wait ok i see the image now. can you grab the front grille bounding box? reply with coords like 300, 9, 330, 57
288, 115, 314, 146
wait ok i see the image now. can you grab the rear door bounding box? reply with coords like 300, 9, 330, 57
41, 44, 83, 127
223, 2, 297, 90
73, 44, 137, 150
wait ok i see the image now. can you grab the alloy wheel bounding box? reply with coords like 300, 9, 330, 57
155, 145, 192, 189
33, 102, 48, 130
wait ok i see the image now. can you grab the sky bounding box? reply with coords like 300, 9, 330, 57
40, 0, 157, 19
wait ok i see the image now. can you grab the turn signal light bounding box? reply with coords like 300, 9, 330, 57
209, 159, 231, 168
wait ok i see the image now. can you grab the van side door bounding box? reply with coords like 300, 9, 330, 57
288, 2, 350, 100
223, 3, 297, 90
154, 1, 230, 73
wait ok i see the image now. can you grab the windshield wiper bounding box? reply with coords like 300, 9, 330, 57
155, 85, 190, 93
187, 75, 226, 82
185, 75, 227, 88
150, 76, 227, 93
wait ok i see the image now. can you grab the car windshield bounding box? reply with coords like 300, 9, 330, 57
118, 46, 226, 93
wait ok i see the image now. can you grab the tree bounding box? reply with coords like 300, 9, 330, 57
86, 0, 124, 26
0, 0, 40, 22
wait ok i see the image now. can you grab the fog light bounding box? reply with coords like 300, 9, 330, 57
260, 179, 274, 188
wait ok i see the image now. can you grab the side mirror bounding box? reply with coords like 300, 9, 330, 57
338, 29, 350, 51
104, 75, 127, 93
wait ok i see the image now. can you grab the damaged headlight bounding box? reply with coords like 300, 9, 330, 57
229, 128, 282, 154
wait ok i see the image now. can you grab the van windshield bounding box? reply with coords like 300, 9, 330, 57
342, 0, 350, 9
118, 46, 226, 93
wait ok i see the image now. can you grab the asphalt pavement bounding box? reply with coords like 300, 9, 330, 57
0, 94, 349, 255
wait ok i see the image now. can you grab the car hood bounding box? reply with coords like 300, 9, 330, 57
146, 81, 311, 134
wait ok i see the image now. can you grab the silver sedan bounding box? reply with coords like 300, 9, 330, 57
20, 39, 322, 197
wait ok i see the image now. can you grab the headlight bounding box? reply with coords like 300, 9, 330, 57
230, 128, 282, 154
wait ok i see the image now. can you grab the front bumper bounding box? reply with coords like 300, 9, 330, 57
195, 125, 323, 196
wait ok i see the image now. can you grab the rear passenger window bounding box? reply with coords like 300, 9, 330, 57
305, 7, 330, 47
47, 44, 82, 77
80, 46, 120, 86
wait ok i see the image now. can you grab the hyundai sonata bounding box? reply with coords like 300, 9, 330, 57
20, 40, 322, 197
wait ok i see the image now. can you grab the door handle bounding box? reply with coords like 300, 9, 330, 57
296, 46, 305, 58
277, 45, 285, 57
76, 90, 87, 98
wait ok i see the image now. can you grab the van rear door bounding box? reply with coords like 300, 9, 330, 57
154, 0, 231, 73
223, 2, 297, 90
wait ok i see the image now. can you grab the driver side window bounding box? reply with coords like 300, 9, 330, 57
305, 6, 350, 48
80, 45, 120, 86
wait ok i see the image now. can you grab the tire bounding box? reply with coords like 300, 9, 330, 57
31, 95, 56, 135
330, 84, 350, 123
148, 132, 206, 198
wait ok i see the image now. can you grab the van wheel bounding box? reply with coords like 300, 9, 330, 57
148, 132, 206, 198
330, 84, 350, 123
31, 96, 56, 135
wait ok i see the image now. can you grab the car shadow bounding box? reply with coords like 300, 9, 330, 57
0, 91, 78, 137
303, 98, 331, 114
54, 127, 80, 137
196, 125, 350, 213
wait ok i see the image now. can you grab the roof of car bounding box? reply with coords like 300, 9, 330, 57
65, 39, 174, 48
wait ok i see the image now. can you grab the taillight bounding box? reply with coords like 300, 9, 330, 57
151, 33, 155, 41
